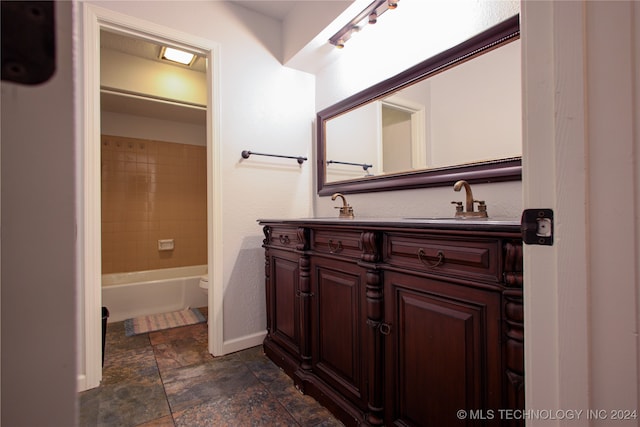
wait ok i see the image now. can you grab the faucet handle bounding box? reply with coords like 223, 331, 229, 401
451, 201, 463, 213
474, 200, 487, 212
334, 205, 354, 218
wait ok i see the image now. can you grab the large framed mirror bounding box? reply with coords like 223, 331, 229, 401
317, 15, 521, 196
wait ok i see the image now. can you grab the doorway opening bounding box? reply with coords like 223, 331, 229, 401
80, 4, 223, 391
99, 30, 208, 320
379, 97, 426, 173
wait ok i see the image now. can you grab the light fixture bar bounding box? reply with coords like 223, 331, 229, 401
159, 46, 196, 66
329, 0, 399, 48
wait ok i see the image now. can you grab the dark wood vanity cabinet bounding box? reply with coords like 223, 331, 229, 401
260, 220, 524, 426
308, 255, 369, 414
262, 225, 305, 374
384, 271, 501, 426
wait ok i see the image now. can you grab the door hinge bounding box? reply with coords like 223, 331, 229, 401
521, 209, 553, 246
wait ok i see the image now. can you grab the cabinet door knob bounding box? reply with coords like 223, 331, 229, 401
379, 322, 392, 335
328, 239, 343, 253
418, 248, 444, 268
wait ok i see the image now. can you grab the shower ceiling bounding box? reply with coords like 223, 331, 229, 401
100, 31, 207, 73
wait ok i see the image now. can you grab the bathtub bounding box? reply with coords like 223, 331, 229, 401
102, 265, 208, 322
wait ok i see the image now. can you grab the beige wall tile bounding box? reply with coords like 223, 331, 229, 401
101, 135, 207, 274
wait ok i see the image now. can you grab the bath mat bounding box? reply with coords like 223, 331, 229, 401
124, 308, 206, 336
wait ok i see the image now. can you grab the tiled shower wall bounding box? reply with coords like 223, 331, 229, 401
101, 135, 207, 274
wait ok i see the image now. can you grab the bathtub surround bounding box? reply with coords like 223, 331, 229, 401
101, 135, 207, 274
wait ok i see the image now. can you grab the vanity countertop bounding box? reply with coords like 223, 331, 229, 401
258, 217, 521, 232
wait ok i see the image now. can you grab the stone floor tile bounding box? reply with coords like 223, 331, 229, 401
79, 377, 170, 427
135, 415, 176, 427
102, 345, 159, 386
162, 354, 261, 413
80, 316, 344, 427
149, 322, 207, 346
172, 383, 298, 427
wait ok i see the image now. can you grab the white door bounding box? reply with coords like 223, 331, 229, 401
522, 1, 639, 422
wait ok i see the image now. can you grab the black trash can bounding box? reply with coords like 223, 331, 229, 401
102, 307, 109, 366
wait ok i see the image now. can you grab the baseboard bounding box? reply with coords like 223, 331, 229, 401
222, 330, 267, 354
77, 374, 86, 392
77, 374, 91, 392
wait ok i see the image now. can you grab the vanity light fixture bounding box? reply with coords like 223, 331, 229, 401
159, 46, 196, 66
329, 0, 399, 48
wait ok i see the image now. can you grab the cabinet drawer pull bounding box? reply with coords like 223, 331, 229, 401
328, 239, 343, 253
418, 248, 444, 268
296, 290, 314, 298
279, 235, 290, 245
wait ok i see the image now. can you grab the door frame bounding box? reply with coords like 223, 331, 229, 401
78, 3, 223, 390
378, 96, 427, 171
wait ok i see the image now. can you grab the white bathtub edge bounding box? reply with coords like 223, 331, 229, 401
102, 265, 207, 287
102, 266, 208, 322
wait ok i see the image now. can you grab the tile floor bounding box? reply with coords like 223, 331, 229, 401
79, 308, 343, 426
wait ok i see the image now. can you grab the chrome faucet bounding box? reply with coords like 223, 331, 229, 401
452, 180, 488, 218
331, 193, 354, 219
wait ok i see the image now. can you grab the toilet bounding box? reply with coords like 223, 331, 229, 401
199, 275, 209, 295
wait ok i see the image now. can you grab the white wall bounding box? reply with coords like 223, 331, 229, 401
101, 111, 206, 145
313, 0, 521, 219
1, 2, 77, 426
87, 1, 315, 346
325, 102, 379, 180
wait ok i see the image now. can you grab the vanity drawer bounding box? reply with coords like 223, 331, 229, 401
384, 233, 501, 282
267, 226, 301, 249
311, 229, 363, 259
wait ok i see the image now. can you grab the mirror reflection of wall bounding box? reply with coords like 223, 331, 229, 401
325, 103, 379, 182
323, 38, 521, 184
381, 105, 413, 174
427, 39, 521, 168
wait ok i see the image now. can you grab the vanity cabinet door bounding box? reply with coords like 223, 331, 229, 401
266, 249, 301, 362
310, 256, 369, 412
384, 270, 502, 427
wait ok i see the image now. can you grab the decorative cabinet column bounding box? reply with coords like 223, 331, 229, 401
503, 241, 525, 422
259, 219, 524, 427
360, 231, 384, 426
296, 227, 312, 372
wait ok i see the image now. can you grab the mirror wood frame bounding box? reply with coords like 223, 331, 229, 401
317, 14, 521, 196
